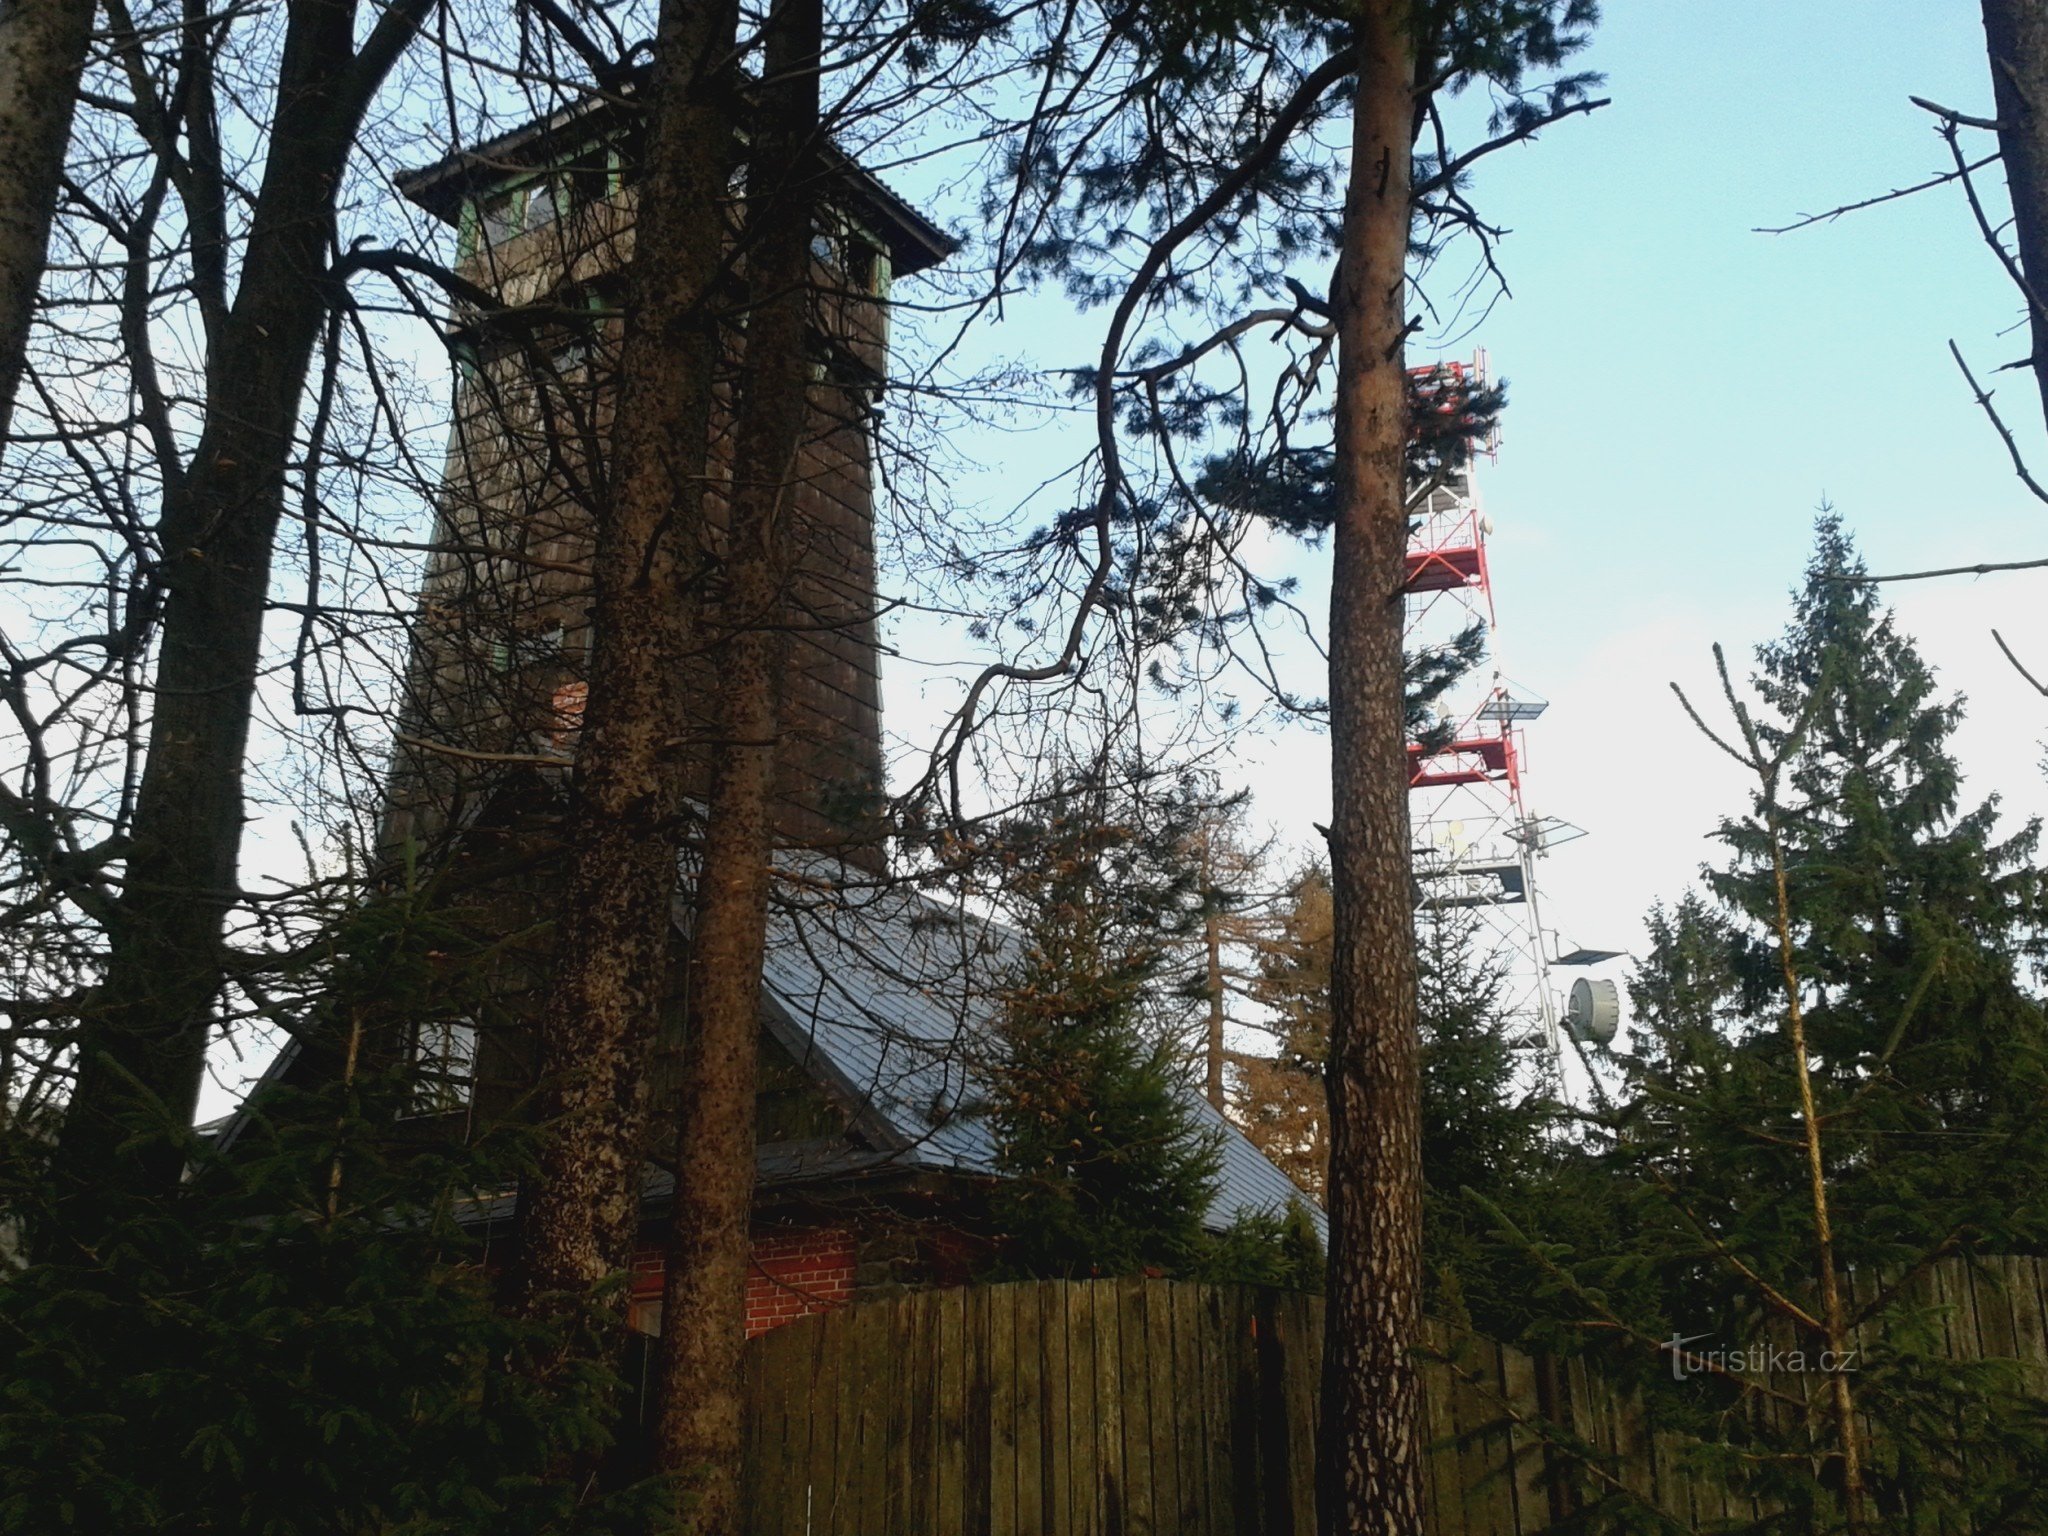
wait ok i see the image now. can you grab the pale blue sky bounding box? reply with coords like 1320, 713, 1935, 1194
1410, 1, 2048, 964
193, 4, 2047, 1112
881, 1, 2048, 990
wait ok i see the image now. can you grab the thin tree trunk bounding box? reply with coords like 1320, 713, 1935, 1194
1982, 0, 2048, 431
1205, 902, 1227, 1110
1318, 5, 1425, 1534
651, 0, 822, 1525
0, 0, 96, 454
514, 0, 739, 1306
54, 0, 431, 1213
1763, 816, 1870, 1534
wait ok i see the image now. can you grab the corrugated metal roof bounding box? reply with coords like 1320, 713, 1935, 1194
731, 860, 1326, 1238
208, 853, 1325, 1240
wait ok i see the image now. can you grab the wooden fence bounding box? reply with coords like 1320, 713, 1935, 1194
728, 1259, 2048, 1535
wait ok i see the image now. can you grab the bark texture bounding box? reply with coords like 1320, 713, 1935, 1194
0, 0, 95, 453
1318, 6, 1426, 1534
55, 0, 431, 1210
652, 0, 823, 1525
1983, 0, 2048, 431
1204, 905, 1227, 1110
514, 0, 739, 1305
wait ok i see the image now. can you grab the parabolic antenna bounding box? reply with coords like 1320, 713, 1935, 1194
1563, 977, 1620, 1046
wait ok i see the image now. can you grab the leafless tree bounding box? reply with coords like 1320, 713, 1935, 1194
0, 0, 98, 452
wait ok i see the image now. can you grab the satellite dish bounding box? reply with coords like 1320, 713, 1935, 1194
1564, 977, 1620, 1046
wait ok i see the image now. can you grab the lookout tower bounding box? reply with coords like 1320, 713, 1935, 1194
379, 88, 952, 868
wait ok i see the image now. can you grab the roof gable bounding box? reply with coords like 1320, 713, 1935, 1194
737, 858, 1326, 1238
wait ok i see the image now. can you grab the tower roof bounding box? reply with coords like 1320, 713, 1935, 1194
394, 77, 957, 277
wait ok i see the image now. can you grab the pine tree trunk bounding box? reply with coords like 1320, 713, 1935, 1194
1205, 905, 1227, 1110
514, 0, 739, 1305
53, 0, 431, 1216
1318, 6, 1425, 1534
651, 0, 822, 1525
0, 0, 96, 454
1982, 0, 2048, 431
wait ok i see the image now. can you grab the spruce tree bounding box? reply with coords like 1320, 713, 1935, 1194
1510, 521, 2048, 1530
1234, 864, 1563, 1329
983, 777, 1224, 1279
1705, 517, 2048, 1261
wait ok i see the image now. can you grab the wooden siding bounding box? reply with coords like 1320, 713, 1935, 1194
383, 173, 892, 863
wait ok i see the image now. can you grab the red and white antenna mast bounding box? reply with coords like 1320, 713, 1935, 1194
1402, 354, 1604, 1054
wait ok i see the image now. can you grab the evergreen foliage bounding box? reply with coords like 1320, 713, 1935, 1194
1411, 907, 1563, 1332
979, 765, 1322, 1286
1604, 520, 2048, 1291
988, 914, 1223, 1279
1502, 520, 2048, 1529
1231, 864, 1562, 1330
983, 771, 1225, 1279
0, 892, 660, 1534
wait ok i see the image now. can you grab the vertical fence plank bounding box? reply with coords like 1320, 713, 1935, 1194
1094, 1281, 1127, 1536
1013, 1283, 1048, 1536
1224, 1285, 1263, 1536
1166, 1284, 1206, 1534
965, 1285, 995, 1536
1065, 1282, 1099, 1536
1249, 1290, 1290, 1536
1037, 1282, 1070, 1536
1972, 1258, 2019, 1371
1454, 1334, 1517, 1536
887, 1290, 915, 1536
811, 1306, 851, 1536
856, 1296, 895, 1536
904, 1291, 936, 1536
1533, 1353, 1577, 1529
937, 1285, 969, 1536
1582, 1361, 1624, 1524
1283, 1290, 1320, 1536
2004, 1256, 2048, 1399
1201, 1286, 1237, 1536
1424, 1326, 1469, 1536
740, 1329, 764, 1536
1117, 1277, 1155, 1536
1144, 1280, 1180, 1536
989, 1282, 1019, 1536
1499, 1342, 1546, 1536
751, 1321, 800, 1536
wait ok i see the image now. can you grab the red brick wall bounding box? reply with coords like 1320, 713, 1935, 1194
744, 1226, 856, 1337
629, 1225, 856, 1340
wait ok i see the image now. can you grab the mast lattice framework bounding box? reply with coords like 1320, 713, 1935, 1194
1404, 355, 1573, 1050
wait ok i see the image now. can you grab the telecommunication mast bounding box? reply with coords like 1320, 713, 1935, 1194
1402, 355, 1617, 1055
